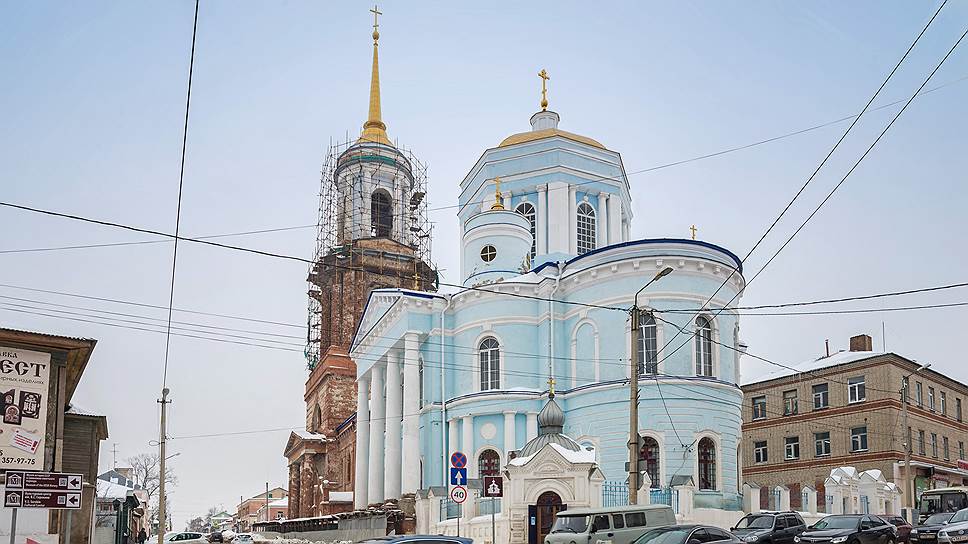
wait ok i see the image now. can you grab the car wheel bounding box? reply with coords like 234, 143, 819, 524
887, 538, 896, 544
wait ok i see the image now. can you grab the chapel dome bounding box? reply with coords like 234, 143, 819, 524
497, 110, 606, 150
516, 396, 581, 457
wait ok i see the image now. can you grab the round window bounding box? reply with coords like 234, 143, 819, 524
480, 245, 497, 262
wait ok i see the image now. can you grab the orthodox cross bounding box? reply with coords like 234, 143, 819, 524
491, 177, 504, 210
548, 376, 556, 397
690, 224, 697, 240
538, 69, 550, 111
370, 5, 382, 34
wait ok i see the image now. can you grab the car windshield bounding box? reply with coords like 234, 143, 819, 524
812, 516, 860, 530
552, 516, 589, 534
736, 516, 775, 529
634, 528, 693, 544
949, 510, 968, 523
923, 513, 954, 525
921, 493, 968, 515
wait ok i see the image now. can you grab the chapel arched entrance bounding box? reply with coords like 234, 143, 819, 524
528, 491, 566, 544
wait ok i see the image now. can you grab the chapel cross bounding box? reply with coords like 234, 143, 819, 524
548, 376, 556, 397
690, 224, 697, 240
370, 5, 382, 34
538, 69, 550, 111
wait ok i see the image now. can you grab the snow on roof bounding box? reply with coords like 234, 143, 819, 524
66, 403, 103, 417
550, 442, 596, 464
329, 491, 353, 502
97, 479, 132, 499
268, 498, 288, 507
742, 350, 886, 386
292, 430, 326, 440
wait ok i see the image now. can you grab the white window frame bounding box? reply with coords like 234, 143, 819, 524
851, 426, 869, 453
931, 433, 939, 458
754, 441, 768, 464
752, 396, 767, 420
638, 313, 659, 375
941, 391, 947, 416
576, 202, 596, 255
848, 376, 866, 404
929, 387, 936, 412
694, 315, 714, 377
783, 390, 798, 416
515, 202, 537, 261
815, 432, 831, 457
813, 383, 829, 409
784, 436, 800, 460
478, 336, 501, 391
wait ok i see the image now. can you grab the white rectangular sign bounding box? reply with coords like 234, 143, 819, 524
0, 347, 51, 470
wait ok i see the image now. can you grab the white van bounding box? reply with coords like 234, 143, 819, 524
544, 504, 677, 544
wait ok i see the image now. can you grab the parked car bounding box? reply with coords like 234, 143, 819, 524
232, 534, 254, 543
794, 514, 897, 544
934, 508, 968, 544
912, 513, 956, 544
163, 533, 207, 543
545, 504, 678, 544
732, 512, 808, 544
207, 532, 224, 543
634, 525, 742, 544
357, 536, 473, 544
884, 516, 913, 543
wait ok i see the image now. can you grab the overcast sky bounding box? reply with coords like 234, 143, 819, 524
2, 1, 967, 529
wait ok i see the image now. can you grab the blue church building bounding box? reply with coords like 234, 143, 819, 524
349, 91, 749, 513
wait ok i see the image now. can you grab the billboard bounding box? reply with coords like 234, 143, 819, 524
0, 347, 50, 470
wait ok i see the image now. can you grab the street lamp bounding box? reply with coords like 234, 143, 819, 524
902, 362, 931, 522
628, 266, 674, 503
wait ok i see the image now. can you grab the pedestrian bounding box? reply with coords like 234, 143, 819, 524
137, 527, 147, 544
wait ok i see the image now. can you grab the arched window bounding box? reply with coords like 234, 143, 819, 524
371, 190, 393, 237
639, 435, 660, 488
479, 337, 500, 390
695, 316, 713, 377
698, 437, 717, 490
516, 202, 537, 260
311, 405, 322, 433
638, 314, 658, 375
478, 448, 500, 477
577, 202, 596, 255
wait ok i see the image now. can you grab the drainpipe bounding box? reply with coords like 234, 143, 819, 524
548, 262, 564, 388
440, 294, 453, 486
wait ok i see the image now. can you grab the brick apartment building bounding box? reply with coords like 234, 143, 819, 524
236, 487, 287, 532
742, 334, 968, 510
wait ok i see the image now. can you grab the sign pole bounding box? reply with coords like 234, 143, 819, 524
491, 497, 496, 544
9, 508, 17, 544
65, 509, 73, 544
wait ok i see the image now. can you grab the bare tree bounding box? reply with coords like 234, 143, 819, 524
126, 453, 178, 506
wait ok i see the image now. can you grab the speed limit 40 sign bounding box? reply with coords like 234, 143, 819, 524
450, 484, 467, 504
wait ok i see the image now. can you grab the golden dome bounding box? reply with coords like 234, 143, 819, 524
498, 128, 605, 150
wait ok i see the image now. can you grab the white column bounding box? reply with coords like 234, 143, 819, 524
354, 377, 370, 509
598, 192, 609, 247
503, 411, 516, 457
609, 197, 621, 243
401, 333, 421, 494
367, 365, 385, 504
461, 415, 474, 477
526, 412, 538, 441
384, 351, 403, 499
568, 186, 577, 254
537, 184, 547, 255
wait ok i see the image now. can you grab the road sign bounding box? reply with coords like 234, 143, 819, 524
450, 467, 467, 486
483, 476, 503, 497
450, 485, 467, 504
450, 451, 467, 469
3, 471, 84, 510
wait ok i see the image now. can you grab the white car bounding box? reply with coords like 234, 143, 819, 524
232, 535, 254, 543
163, 532, 207, 542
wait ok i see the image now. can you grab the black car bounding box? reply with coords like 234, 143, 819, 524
795, 515, 897, 544
635, 525, 743, 544
206, 533, 223, 543
732, 512, 808, 544
911, 513, 956, 544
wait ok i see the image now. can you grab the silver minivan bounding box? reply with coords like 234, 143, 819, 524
545, 505, 677, 544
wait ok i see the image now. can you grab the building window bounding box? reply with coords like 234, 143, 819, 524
370, 190, 393, 237
851, 427, 869, 452
916, 382, 923, 407
919, 430, 926, 455
752, 396, 767, 420
929, 387, 936, 412
941, 392, 948, 416
783, 390, 799, 416
479, 337, 500, 391
577, 202, 596, 255
785, 436, 800, 460
754, 441, 768, 463
478, 449, 500, 477
958, 398, 963, 422
944, 436, 950, 460
695, 316, 713, 377
638, 314, 658, 375
815, 432, 831, 457
960, 441, 965, 460
698, 438, 716, 490
639, 436, 660, 488
848, 376, 866, 403
931, 433, 939, 458
813, 383, 829, 410
515, 202, 537, 260
480, 244, 497, 262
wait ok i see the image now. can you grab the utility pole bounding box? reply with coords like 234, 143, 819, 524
157, 388, 170, 544
265, 482, 270, 522
112, 443, 118, 469
628, 266, 673, 505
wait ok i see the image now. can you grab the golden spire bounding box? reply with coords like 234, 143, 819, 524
490, 177, 505, 210
538, 69, 550, 111
360, 5, 392, 146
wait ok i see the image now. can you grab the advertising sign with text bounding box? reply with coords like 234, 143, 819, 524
0, 347, 51, 470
